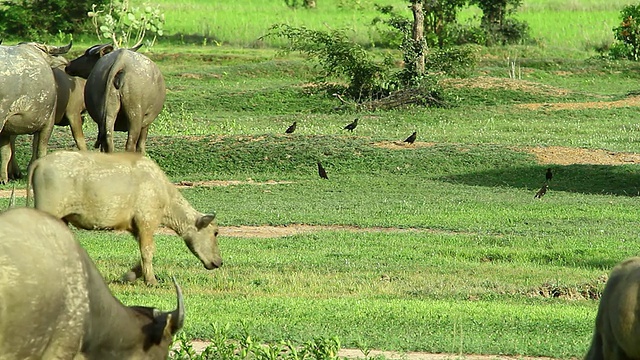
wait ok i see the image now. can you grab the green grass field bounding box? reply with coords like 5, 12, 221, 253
5, 0, 640, 358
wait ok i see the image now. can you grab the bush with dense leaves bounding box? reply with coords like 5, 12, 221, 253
609, 4, 640, 61
0, 0, 106, 39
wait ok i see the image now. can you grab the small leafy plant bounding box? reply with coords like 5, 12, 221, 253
169, 323, 350, 360
88, 0, 165, 48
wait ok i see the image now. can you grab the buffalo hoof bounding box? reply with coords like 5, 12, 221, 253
8, 171, 22, 180
122, 271, 138, 283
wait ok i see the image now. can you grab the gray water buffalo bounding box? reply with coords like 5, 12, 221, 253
65, 43, 165, 153
6, 66, 88, 177
0, 41, 71, 183
585, 257, 640, 360
0, 207, 184, 359
53, 65, 88, 150
28, 150, 222, 285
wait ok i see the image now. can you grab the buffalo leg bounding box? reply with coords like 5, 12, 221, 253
0, 135, 12, 184
30, 112, 55, 165
105, 129, 115, 153
8, 136, 21, 180
136, 126, 149, 154
125, 126, 141, 152
134, 227, 158, 285
68, 113, 87, 151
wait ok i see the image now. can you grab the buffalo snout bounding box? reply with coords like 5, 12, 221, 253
203, 259, 223, 270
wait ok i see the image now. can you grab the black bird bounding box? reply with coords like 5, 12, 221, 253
285, 121, 297, 134
534, 184, 548, 199
404, 131, 417, 144
545, 168, 553, 182
343, 118, 358, 132
317, 162, 328, 179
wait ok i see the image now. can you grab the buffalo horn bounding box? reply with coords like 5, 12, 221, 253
170, 276, 185, 333
48, 41, 72, 55
129, 40, 144, 52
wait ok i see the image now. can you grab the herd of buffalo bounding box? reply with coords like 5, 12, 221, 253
0, 41, 639, 359
0, 41, 217, 359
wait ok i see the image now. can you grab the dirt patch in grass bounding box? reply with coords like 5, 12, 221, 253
524, 146, 640, 165
182, 341, 561, 360
441, 76, 571, 96
526, 277, 607, 301
516, 96, 640, 111
175, 179, 294, 188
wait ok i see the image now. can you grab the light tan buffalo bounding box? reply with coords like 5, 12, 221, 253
28, 150, 222, 285
0, 207, 184, 359
585, 257, 640, 360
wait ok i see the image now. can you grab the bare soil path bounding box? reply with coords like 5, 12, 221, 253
181, 340, 564, 360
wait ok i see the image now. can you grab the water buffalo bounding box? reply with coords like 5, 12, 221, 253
6, 65, 88, 177
585, 257, 640, 360
65, 43, 165, 153
28, 150, 222, 285
0, 41, 71, 183
0, 207, 184, 359
53, 65, 88, 150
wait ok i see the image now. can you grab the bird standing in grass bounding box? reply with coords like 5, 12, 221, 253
534, 184, 548, 199
404, 131, 417, 144
343, 118, 358, 132
285, 121, 297, 134
317, 162, 328, 179
546, 168, 553, 182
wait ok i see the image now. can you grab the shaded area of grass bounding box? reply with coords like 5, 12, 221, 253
442, 164, 640, 197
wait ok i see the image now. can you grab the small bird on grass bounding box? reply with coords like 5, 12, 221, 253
534, 184, 548, 199
343, 118, 358, 132
317, 162, 328, 179
285, 121, 297, 134
404, 131, 417, 144
545, 168, 553, 182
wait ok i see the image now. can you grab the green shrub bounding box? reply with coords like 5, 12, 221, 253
425, 45, 480, 78
88, 0, 165, 48
265, 24, 395, 101
610, 4, 640, 60
0, 0, 104, 39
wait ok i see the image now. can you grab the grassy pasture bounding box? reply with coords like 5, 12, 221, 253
133, 0, 638, 56
5, 0, 640, 358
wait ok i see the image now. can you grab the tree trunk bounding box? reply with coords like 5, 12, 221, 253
304, 0, 316, 8
411, 1, 426, 76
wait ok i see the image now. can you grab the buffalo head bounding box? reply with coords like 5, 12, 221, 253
65, 42, 144, 79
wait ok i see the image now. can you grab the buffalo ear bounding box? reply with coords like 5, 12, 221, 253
195, 213, 216, 230
99, 44, 114, 56
88, 44, 113, 57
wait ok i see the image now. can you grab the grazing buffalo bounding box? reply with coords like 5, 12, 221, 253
585, 257, 640, 360
0, 207, 184, 359
28, 150, 222, 285
65, 43, 165, 153
0, 41, 71, 183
